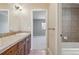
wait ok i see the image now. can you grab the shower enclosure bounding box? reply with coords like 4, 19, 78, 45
61, 3, 79, 55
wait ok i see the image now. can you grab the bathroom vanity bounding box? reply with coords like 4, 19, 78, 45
0, 32, 31, 55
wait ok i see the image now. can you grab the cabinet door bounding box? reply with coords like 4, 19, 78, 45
25, 38, 29, 54
27, 40, 31, 54
27, 36, 31, 53
25, 35, 31, 55
18, 45, 25, 55
1, 44, 18, 55
25, 38, 28, 55
18, 39, 26, 55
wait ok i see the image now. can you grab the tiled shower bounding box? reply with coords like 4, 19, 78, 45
62, 3, 79, 54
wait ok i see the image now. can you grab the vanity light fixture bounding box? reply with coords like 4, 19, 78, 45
14, 4, 22, 11
14, 4, 26, 15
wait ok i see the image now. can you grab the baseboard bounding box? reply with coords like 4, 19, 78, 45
47, 48, 54, 55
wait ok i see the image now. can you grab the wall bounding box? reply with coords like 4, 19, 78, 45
0, 3, 49, 32
6, 3, 49, 32
9, 3, 32, 32
62, 3, 79, 8
0, 3, 9, 9
48, 3, 58, 54
31, 3, 49, 9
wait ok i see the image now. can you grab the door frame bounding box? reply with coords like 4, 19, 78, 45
0, 9, 9, 33
57, 3, 62, 54
31, 9, 48, 50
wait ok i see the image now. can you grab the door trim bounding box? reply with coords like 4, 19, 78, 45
57, 3, 62, 54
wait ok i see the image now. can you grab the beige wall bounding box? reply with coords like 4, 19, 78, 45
31, 3, 49, 9
9, 3, 32, 32
0, 3, 49, 32
47, 3, 58, 55
0, 3, 9, 9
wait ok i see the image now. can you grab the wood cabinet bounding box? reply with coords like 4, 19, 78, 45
1, 44, 18, 55
1, 34, 31, 55
25, 35, 31, 54
17, 39, 26, 55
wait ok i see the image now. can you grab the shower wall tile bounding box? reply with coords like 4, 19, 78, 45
62, 8, 79, 42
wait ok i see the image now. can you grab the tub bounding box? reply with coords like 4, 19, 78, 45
62, 42, 79, 55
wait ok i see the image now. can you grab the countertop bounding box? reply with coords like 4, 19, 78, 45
0, 32, 30, 54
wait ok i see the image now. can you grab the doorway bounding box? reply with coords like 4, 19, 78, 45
59, 3, 79, 55
31, 9, 47, 54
